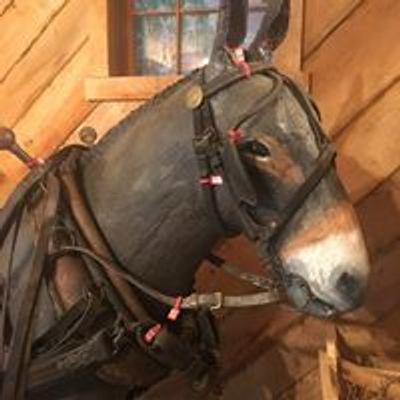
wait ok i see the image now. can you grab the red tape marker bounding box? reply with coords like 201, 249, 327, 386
228, 128, 243, 144
232, 47, 251, 78
200, 175, 224, 186
26, 157, 45, 169
144, 323, 162, 344
167, 297, 183, 321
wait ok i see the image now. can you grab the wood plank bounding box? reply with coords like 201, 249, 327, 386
0, 0, 66, 81
303, 0, 362, 58
335, 80, 400, 202
0, 42, 94, 206
0, 0, 15, 16
275, 0, 304, 74
319, 351, 340, 400
356, 169, 400, 259
89, 0, 109, 76
64, 101, 143, 146
305, 0, 400, 136
0, 0, 89, 128
107, 0, 132, 75
221, 316, 332, 399
278, 368, 322, 400
84, 76, 182, 101
341, 359, 400, 398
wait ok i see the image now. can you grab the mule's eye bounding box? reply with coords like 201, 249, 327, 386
240, 140, 271, 158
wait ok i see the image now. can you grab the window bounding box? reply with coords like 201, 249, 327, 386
129, 0, 269, 75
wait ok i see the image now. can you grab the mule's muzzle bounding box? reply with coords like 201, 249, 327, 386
335, 271, 364, 310
285, 274, 338, 318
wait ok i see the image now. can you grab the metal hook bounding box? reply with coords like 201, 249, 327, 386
0, 127, 44, 168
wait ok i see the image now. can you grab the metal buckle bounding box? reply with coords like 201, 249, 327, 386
210, 292, 224, 311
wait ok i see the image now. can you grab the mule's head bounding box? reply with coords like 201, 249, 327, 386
202, 0, 370, 317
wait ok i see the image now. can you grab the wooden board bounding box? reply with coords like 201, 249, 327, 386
335, 80, 400, 202
65, 100, 143, 146
319, 351, 340, 400
0, 0, 89, 128
0, 0, 66, 81
303, 0, 362, 58
305, 0, 400, 136
0, 41, 94, 205
279, 369, 322, 400
276, 0, 304, 74
89, 0, 109, 77
84, 76, 182, 101
356, 169, 400, 259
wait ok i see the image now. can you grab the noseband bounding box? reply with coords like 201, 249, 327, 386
190, 61, 336, 298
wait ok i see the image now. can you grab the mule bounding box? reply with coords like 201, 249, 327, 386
0, 1, 370, 399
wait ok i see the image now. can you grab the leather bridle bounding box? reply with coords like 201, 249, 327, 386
191, 61, 337, 302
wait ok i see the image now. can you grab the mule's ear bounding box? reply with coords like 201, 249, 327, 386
248, 0, 290, 60
210, 0, 249, 63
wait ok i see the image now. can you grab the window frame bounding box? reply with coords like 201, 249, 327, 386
128, 1, 269, 75
86, 0, 304, 102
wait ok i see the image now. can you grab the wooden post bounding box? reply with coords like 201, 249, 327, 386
319, 328, 341, 400
90, 0, 110, 76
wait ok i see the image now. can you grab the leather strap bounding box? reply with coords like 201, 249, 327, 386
0, 203, 23, 367
57, 246, 281, 311
2, 173, 61, 400
266, 144, 336, 246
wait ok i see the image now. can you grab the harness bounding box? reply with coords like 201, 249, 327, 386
190, 61, 336, 299
0, 61, 336, 399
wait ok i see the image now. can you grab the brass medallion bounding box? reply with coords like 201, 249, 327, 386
185, 85, 204, 109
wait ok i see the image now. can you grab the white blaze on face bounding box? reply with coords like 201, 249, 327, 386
279, 202, 371, 311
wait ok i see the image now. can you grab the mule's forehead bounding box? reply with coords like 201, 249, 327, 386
275, 85, 320, 158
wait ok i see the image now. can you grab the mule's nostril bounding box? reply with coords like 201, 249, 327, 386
335, 271, 363, 307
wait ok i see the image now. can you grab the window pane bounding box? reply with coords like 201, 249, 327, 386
245, 11, 264, 46
135, 0, 175, 11
182, 0, 219, 9
182, 14, 218, 73
135, 16, 177, 75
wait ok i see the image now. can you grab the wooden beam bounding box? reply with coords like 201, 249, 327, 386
342, 359, 400, 397
65, 101, 143, 146
335, 80, 400, 202
356, 168, 400, 260
0, 0, 89, 128
84, 76, 182, 101
0, 0, 67, 82
305, 0, 400, 137
303, 0, 362, 58
0, 42, 94, 206
275, 0, 303, 73
319, 351, 340, 400
89, 0, 110, 76
319, 329, 341, 400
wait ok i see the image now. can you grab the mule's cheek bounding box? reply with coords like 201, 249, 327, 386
280, 229, 370, 312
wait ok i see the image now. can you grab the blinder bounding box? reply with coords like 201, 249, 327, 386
220, 134, 257, 208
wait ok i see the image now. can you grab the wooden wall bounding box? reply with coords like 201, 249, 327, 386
0, 1, 399, 399
0, 0, 96, 199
